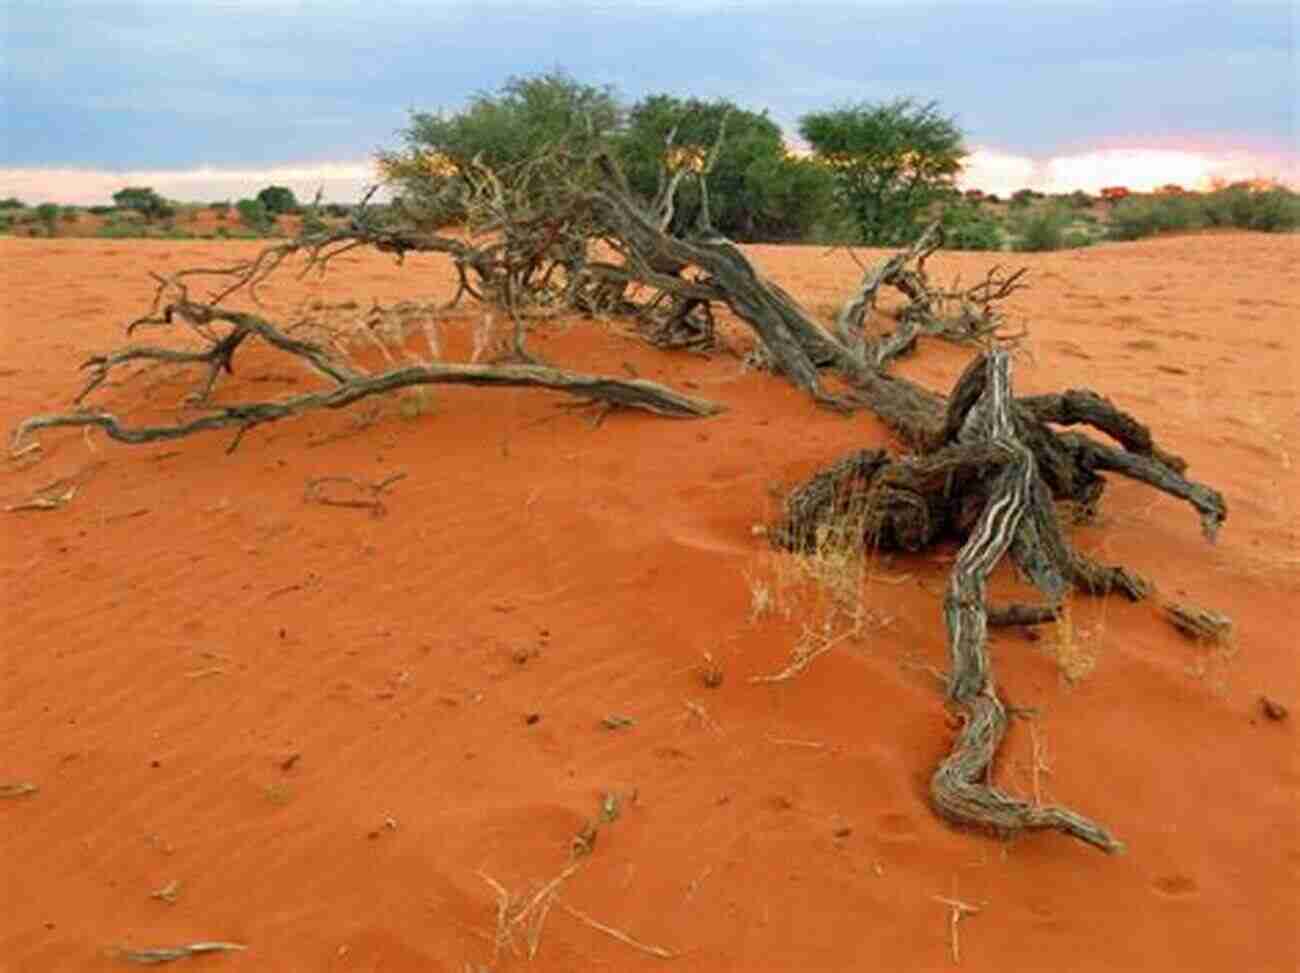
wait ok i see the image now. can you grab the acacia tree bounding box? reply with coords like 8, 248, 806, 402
378, 70, 622, 225
799, 97, 965, 245
112, 186, 173, 222
256, 185, 299, 215
618, 95, 834, 241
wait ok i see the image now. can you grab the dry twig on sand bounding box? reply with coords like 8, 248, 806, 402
934, 896, 982, 965
559, 903, 678, 959
107, 941, 246, 965
304, 471, 407, 517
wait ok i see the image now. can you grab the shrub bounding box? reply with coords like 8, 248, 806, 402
256, 185, 299, 215
1107, 194, 1204, 241
941, 201, 1004, 250
0, 197, 25, 210
1202, 186, 1299, 232
113, 186, 173, 221
236, 198, 272, 233
300, 209, 328, 235
1011, 205, 1072, 251
96, 222, 147, 239
34, 202, 60, 232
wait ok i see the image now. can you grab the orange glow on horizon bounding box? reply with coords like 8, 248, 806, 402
959, 143, 1298, 197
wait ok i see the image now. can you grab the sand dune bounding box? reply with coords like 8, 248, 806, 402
2, 232, 1296, 971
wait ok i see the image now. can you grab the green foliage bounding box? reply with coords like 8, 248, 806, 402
940, 200, 1004, 251
236, 198, 273, 233
1011, 204, 1073, 251
381, 69, 621, 224
1106, 194, 1203, 241
61, 207, 80, 223
256, 185, 299, 215
34, 202, 61, 230
798, 97, 966, 245
1201, 186, 1299, 232
0, 197, 25, 210
618, 95, 834, 241
1106, 186, 1299, 240
112, 186, 173, 221
300, 208, 328, 236
87, 205, 115, 215
95, 221, 147, 239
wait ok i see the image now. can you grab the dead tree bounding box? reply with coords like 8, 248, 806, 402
568, 157, 1224, 852
11, 139, 1227, 854
10, 166, 723, 455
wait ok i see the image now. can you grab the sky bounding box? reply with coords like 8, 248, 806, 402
2, 0, 1296, 204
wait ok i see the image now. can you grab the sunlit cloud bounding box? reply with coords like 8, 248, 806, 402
960, 144, 1299, 196
0, 161, 387, 207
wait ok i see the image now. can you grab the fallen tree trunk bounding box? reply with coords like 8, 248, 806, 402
772, 347, 1226, 852
11, 288, 722, 456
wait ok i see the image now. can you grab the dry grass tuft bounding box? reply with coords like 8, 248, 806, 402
1043, 600, 1097, 685
743, 482, 896, 683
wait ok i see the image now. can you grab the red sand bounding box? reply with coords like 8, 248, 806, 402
2, 233, 1297, 971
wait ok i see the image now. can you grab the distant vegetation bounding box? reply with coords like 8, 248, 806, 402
3, 70, 1296, 246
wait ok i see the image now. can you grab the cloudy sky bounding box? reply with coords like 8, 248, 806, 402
2, 0, 1295, 203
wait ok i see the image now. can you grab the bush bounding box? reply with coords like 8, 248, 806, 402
256, 185, 299, 215
87, 205, 115, 215
1202, 186, 1299, 232
941, 201, 1004, 250
1011, 205, 1071, 251
300, 209, 328, 236
0, 197, 25, 210
34, 203, 61, 232
1107, 194, 1204, 241
96, 222, 145, 239
113, 186, 174, 221
236, 198, 272, 233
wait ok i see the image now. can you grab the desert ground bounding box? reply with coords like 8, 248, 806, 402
2, 231, 1297, 971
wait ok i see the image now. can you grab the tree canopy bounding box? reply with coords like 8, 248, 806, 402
256, 185, 299, 215
799, 98, 966, 245
379, 70, 622, 224
112, 186, 173, 221
617, 95, 835, 242
377, 72, 968, 245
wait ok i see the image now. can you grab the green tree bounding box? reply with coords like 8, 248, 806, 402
799, 98, 966, 245
256, 185, 299, 215
236, 198, 272, 233
0, 197, 25, 210
34, 202, 60, 234
617, 95, 835, 241
379, 69, 622, 223
112, 186, 172, 221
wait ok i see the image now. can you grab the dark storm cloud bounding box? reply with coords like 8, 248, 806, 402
2, 0, 1294, 167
